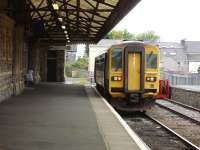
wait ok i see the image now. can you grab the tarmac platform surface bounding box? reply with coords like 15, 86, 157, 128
0, 83, 148, 150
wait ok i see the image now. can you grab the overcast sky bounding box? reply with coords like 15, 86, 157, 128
114, 0, 200, 42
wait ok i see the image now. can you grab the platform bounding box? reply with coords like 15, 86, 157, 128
0, 83, 149, 150
173, 85, 200, 92
170, 85, 200, 109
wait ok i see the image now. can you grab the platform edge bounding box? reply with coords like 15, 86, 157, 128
85, 85, 151, 150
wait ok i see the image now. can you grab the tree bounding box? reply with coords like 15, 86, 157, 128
123, 29, 136, 40
65, 57, 89, 77
106, 30, 123, 39
106, 29, 135, 40
136, 31, 160, 41
71, 57, 88, 70
106, 30, 160, 41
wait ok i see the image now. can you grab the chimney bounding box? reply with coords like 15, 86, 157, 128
181, 39, 186, 47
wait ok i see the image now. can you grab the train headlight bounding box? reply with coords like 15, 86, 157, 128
146, 77, 157, 82
112, 76, 122, 81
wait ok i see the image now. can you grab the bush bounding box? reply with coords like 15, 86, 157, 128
65, 57, 89, 77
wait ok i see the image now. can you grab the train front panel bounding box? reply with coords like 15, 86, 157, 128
107, 43, 160, 101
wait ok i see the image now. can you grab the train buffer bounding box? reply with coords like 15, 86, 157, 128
157, 80, 170, 99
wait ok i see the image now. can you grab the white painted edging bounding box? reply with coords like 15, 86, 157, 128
93, 87, 151, 150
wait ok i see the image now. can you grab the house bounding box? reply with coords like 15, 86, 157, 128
158, 40, 200, 73
181, 40, 200, 73
158, 42, 188, 73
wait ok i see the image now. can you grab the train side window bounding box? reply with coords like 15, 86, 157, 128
111, 48, 122, 71
146, 53, 157, 69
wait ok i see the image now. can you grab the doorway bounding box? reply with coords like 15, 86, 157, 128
124, 46, 145, 92
47, 51, 57, 82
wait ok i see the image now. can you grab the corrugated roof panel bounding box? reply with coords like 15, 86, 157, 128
66, 5, 74, 9
32, 0, 42, 8
43, 15, 51, 20
86, 0, 97, 7
105, 0, 119, 6
93, 15, 106, 21
83, 12, 93, 18
80, 0, 95, 9
91, 22, 102, 27
32, 13, 39, 19
99, 12, 111, 18
68, 0, 76, 6
98, 3, 113, 9
39, 1, 47, 8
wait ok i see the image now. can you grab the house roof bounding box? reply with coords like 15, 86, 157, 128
94, 39, 122, 47
157, 42, 183, 49
184, 41, 200, 53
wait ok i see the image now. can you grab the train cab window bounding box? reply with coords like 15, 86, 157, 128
112, 48, 122, 71
146, 53, 157, 69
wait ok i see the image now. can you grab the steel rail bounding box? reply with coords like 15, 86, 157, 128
155, 102, 200, 125
163, 99, 200, 112
146, 114, 200, 150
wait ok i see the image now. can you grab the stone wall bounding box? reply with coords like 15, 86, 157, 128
29, 42, 48, 83
0, 14, 29, 101
0, 0, 8, 10
171, 87, 200, 109
31, 42, 40, 83
13, 24, 27, 95
0, 4, 64, 102
0, 14, 15, 102
40, 46, 48, 82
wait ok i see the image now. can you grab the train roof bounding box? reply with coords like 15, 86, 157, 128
112, 41, 159, 47
95, 41, 159, 59
95, 52, 106, 60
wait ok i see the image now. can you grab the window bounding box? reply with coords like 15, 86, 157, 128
146, 53, 157, 69
169, 52, 176, 55
163, 51, 167, 55
112, 48, 122, 71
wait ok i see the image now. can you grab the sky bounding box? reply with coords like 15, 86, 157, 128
77, 0, 200, 61
114, 0, 200, 42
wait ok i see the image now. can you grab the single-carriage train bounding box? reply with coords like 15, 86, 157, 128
94, 41, 160, 111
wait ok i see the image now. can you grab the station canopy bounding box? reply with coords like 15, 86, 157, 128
27, 0, 140, 44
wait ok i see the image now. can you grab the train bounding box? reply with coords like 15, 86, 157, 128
94, 41, 160, 111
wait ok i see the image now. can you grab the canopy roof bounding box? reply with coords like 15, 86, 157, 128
26, 0, 140, 44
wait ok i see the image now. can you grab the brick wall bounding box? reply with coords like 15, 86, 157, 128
171, 87, 200, 109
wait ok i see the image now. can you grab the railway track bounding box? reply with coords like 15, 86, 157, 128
163, 99, 200, 112
124, 113, 198, 150
146, 115, 200, 150
146, 100, 200, 149
156, 99, 200, 124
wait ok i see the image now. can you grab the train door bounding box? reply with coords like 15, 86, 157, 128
128, 53, 141, 91
124, 46, 145, 92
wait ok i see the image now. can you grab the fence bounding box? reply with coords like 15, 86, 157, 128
160, 71, 200, 86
